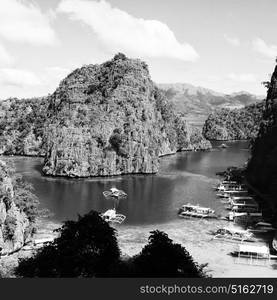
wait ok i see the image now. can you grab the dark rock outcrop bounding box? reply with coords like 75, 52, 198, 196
246, 64, 277, 216
202, 101, 265, 140
43, 54, 211, 177
0, 160, 32, 254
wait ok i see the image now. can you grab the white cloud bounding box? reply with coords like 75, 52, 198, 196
252, 38, 277, 58
224, 34, 240, 47
57, 0, 199, 61
44, 66, 70, 82
0, 0, 58, 46
0, 43, 14, 66
227, 73, 257, 83
0, 68, 41, 87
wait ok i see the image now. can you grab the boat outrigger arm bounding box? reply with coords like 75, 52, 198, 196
103, 187, 127, 199
101, 208, 126, 224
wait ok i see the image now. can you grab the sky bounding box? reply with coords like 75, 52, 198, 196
0, 0, 277, 99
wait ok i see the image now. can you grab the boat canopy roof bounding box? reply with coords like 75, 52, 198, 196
182, 204, 212, 211
239, 244, 269, 254
110, 187, 120, 192
255, 222, 273, 227
223, 227, 249, 234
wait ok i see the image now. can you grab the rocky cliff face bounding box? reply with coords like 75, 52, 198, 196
0, 97, 48, 156
43, 54, 211, 177
202, 101, 265, 140
246, 64, 277, 214
0, 160, 32, 254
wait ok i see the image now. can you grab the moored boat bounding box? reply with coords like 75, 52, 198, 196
103, 187, 127, 199
223, 211, 263, 222
178, 203, 216, 219
230, 244, 271, 260
216, 190, 249, 198
216, 183, 246, 192
211, 227, 257, 242
101, 208, 126, 224
247, 222, 276, 234
226, 198, 259, 212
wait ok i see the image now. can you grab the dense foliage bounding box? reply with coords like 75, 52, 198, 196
0, 160, 39, 255
202, 101, 265, 140
12, 174, 40, 223
0, 97, 48, 156
15, 210, 205, 278
15, 211, 120, 277
130, 230, 206, 277
246, 65, 277, 221
43, 53, 210, 177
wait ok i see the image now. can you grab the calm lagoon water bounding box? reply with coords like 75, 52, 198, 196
7, 141, 250, 224
6, 140, 277, 277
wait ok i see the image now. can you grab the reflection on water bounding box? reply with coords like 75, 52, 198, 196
5, 141, 277, 277
5, 141, 250, 225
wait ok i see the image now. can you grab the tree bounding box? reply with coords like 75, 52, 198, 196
130, 230, 206, 278
15, 210, 120, 277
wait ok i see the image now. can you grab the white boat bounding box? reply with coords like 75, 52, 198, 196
226, 198, 259, 212
101, 208, 126, 224
217, 190, 249, 198
211, 227, 257, 242
216, 184, 246, 192
223, 211, 263, 222
103, 187, 127, 199
230, 244, 271, 260
272, 236, 277, 252
178, 203, 216, 219
247, 222, 276, 234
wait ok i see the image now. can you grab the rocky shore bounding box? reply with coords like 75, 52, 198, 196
0, 160, 32, 255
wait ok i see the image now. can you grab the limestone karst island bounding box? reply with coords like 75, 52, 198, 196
0, 0, 277, 283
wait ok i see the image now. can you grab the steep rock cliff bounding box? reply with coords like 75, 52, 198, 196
43, 54, 211, 177
0, 160, 32, 255
202, 101, 265, 140
246, 64, 277, 215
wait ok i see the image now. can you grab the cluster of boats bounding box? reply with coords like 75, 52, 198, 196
214, 181, 263, 222
101, 187, 127, 224
213, 180, 277, 262
102, 182, 277, 263
177, 179, 277, 262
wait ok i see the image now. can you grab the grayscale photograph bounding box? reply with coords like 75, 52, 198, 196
0, 0, 277, 283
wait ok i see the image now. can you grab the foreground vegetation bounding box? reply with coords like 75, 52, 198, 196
15, 210, 206, 278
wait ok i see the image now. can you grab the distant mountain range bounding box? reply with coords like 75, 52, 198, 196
158, 83, 264, 127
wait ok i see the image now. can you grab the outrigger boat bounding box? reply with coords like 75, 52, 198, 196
217, 190, 249, 198
230, 244, 273, 260
226, 198, 259, 212
215, 183, 246, 192
247, 222, 276, 234
178, 204, 216, 219
213, 181, 237, 189
101, 208, 126, 224
103, 187, 127, 199
211, 227, 257, 243
224, 211, 263, 222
